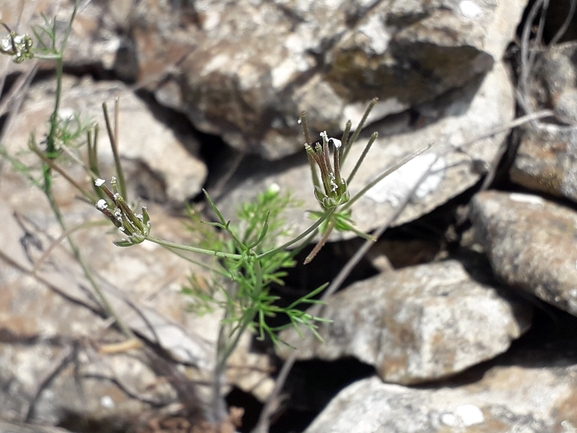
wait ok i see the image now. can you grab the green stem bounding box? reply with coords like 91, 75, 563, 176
102, 102, 128, 199
346, 132, 378, 185
146, 236, 243, 260
255, 208, 334, 260
158, 243, 229, 277
36, 6, 135, 340
341, 97, 377, 165
304, 220, 335, 264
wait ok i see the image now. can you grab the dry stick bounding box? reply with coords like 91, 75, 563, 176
518, 0, 545, 113
474, 110, 555, 191
24, 346, 75, 422
518, 0, 558, 118
81, 373, 164, 406
253, 107, 560, 433
549, 0, 577, 46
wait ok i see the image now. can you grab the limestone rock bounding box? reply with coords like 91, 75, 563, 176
0, 421, 73, 433
128, 0, 526, 159
511, 42, 577, 202
471, 190, 577, 317
277, 259, 531, 385
305, 353, 577, 433
0, 164, 272, 424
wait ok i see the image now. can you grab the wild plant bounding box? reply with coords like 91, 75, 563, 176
0, 5, 429, 430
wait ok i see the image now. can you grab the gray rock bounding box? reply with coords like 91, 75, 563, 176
305, 353, 577, 433
277, 260, 531, 385
0, 168, 273, 423
511, 42, 577, 202
128, 0, 526, 159
510, 122, 577, 201
528, 41, 577, 119
217, 62, 514, 240
0, 192, 199, 423
470, 190, 577, 317
0, 421, 73, 433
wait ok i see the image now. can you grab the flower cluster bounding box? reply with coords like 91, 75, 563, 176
305, 131, 350, 210
0, 24, 33, 63
94, 177, 151, 246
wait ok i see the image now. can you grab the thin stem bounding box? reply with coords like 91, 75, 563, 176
341, 97, 377, 165
32, 219, 108, 275
29, 139, 96, 202
346, 132, 378, 185
255, 208, 334, 260
340, 120, 352, 153
102, 102, 127, 199
303, 220, 334, 265
211, 288, 256, 423
28, 1, 135, 341
159, 244, 228, 277
146, 236, 243, 260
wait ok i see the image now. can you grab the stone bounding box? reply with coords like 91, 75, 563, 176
510, 122, 577, 201
0, 421, 73, 433
511, 42, 577, 202
305, 351, 577, 433
0, 176, 206, 424
276, 259, 531, 385
0, 160, 271, 424
127, 0, 526, 159
470, 190, 577, 317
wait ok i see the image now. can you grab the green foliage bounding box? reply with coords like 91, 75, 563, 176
181, 185, 327, 348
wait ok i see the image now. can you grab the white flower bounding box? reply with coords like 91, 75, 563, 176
1, 36, 11, 52
96, 199, 108, 210
320, 131, 342, 148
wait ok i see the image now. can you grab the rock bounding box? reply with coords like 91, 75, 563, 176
276, 259, 531, 385
128, 0, 526, 159
216, 62, 515, 241
470, 190, 577, 317
510, 122, 577, 201
511, 42, 577, 202
362, 236, 441, 272
0, 173, 202, 424
0, 159, 271, 424
3, 75, 207, 204
0, 421, 73, 433
304, 348, 577, 433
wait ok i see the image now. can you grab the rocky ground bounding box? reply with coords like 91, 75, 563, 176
1, 0, 577, 432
